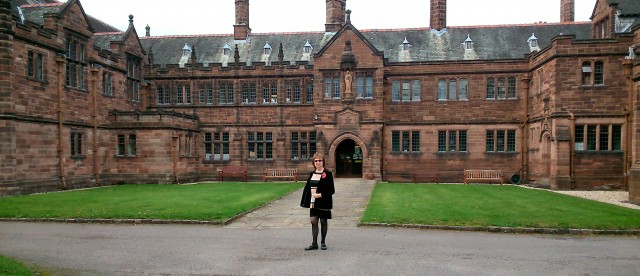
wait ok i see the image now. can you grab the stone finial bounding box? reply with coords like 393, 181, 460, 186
128, 14, 134, 24
145, 24, 150, 37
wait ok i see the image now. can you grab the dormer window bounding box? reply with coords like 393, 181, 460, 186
223, 44, 231, 56
182, 43, 191, 56
527, 33, 538, 48
304, 40, 312, 54
263, 41, 272, 55
402, 36, 411, 51
463, 35, 473, 50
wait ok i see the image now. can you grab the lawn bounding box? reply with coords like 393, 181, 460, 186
362, 183, 640, 230
0, 255, 34, 276
0, 182, 303, 223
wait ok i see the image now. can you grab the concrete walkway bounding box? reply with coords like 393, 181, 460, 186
227, 178, 375, 229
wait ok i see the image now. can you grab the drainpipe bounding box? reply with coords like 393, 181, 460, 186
91, 64, 101, 185
55, 54, 66, 189
520, 74, 531, 183
569, 112, 575, 190
623, 57, 634, 191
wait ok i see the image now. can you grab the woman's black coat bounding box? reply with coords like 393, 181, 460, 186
300, 170, 335, 209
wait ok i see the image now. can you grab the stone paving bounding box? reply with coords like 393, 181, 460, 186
227, 178, 375, 229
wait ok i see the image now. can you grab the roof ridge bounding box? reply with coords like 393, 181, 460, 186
20, 2, 65, 8
94, 32, 124, 36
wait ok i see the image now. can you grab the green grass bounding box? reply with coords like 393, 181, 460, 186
362, 183, 640, 230
0, 255, 34, 276
0, 183, 302, 222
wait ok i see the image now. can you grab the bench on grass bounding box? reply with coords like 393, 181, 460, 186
263, 168, 298, 182
464, 169, 503, 185
412, 172, 441, 184
218, 166, 248, 182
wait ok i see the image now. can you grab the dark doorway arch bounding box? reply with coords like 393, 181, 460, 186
334, 139, 363, 178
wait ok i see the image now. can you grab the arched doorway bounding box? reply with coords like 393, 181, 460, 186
334, 139, 363, 178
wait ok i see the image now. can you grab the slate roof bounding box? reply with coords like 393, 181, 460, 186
139, 22, 591, 66
12, 0, 121, 33
608, 0, 640, 16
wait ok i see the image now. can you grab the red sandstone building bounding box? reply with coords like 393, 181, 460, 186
1, 0, 640, 202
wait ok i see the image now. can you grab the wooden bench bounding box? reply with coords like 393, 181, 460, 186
464, 169, 503, 185
412, 173, 440, 184
218, 166, 248, 182
263, 168, 298, 182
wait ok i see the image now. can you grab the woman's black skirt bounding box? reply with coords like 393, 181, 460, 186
310, 208, 332, 219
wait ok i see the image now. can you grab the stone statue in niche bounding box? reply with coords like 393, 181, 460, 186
344, 70, 353, 93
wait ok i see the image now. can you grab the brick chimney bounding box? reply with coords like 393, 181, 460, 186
234, 0, 251, 40
430, 0, 446, 31
560, 0, 574, 22
325, 0, 346, 33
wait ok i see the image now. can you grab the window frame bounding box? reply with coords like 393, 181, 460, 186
204, 132, 230, 161
437, 130, 467, 152
27, 50, 45, 81
391, 130, 420, 153
291, 131, 317, 160
574, 124, 622, 152
391, 79, 421, 102
247, 131, 273, 160
437, 78, 468, 101
486, 129, 517, 153
116, 133, 137, 157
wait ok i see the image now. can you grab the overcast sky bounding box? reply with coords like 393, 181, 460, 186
67, 0, 598, 36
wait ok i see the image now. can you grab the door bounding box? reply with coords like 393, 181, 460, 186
334, 139, 363, 177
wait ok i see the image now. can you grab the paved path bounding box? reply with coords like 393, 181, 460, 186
228, 178, 375, 229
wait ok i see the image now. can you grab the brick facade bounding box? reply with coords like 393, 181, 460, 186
2, 0, 640, 200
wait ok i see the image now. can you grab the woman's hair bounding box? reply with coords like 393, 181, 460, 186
311, 152, 325, 166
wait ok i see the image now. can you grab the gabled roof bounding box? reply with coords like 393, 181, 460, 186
140, 22, 591, 66
12, 0, 120, 33
314, 21, 384, 59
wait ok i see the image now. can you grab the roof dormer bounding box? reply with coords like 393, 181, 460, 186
462, 35, 478, 60
528, 33, 540, 52
402, 36, 411, 51
263, 41, 272, 55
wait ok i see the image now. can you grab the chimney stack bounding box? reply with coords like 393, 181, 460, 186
234, 0, 251, 40
560, 0, 574, 22
325, 0, 346, 33
430, 0, 446, 31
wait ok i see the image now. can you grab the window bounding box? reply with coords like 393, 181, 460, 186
219, 80, 234, 104
486, 130, 516, 152
438, 78, 467, 100
157, 84, 171, 105
102, 72, 112, 96
304, 43, 312, 54
223, 44, 231, 56
248, 132, 273, 160
70, 132, 83, 157
391, 131, 420, 153
65, 38, 86, 89
204, 132, 229, 161
126, 55, 141, 102
117, 134, 137, 156
575, 124, 622, 152
306, 81, 314, 103
27, 50, 44, 81
262, 80, 277, 104
291, 131, 317, 160
200, 83, 213, 105
581, 61, 604, 86
487, 77, 517, 99
438, 130, 467, 152
285, 79, 301, 103
392, 80, 420, 102
241, 81, 256, 104
594, 18, 609, 39
356, 72, 374, 98
324, 73, 340, 99
176, 84, 191, 105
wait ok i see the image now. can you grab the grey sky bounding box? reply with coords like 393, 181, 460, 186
65, 0, 597, 36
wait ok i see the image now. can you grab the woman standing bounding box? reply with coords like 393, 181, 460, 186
300, 152, 335, 250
